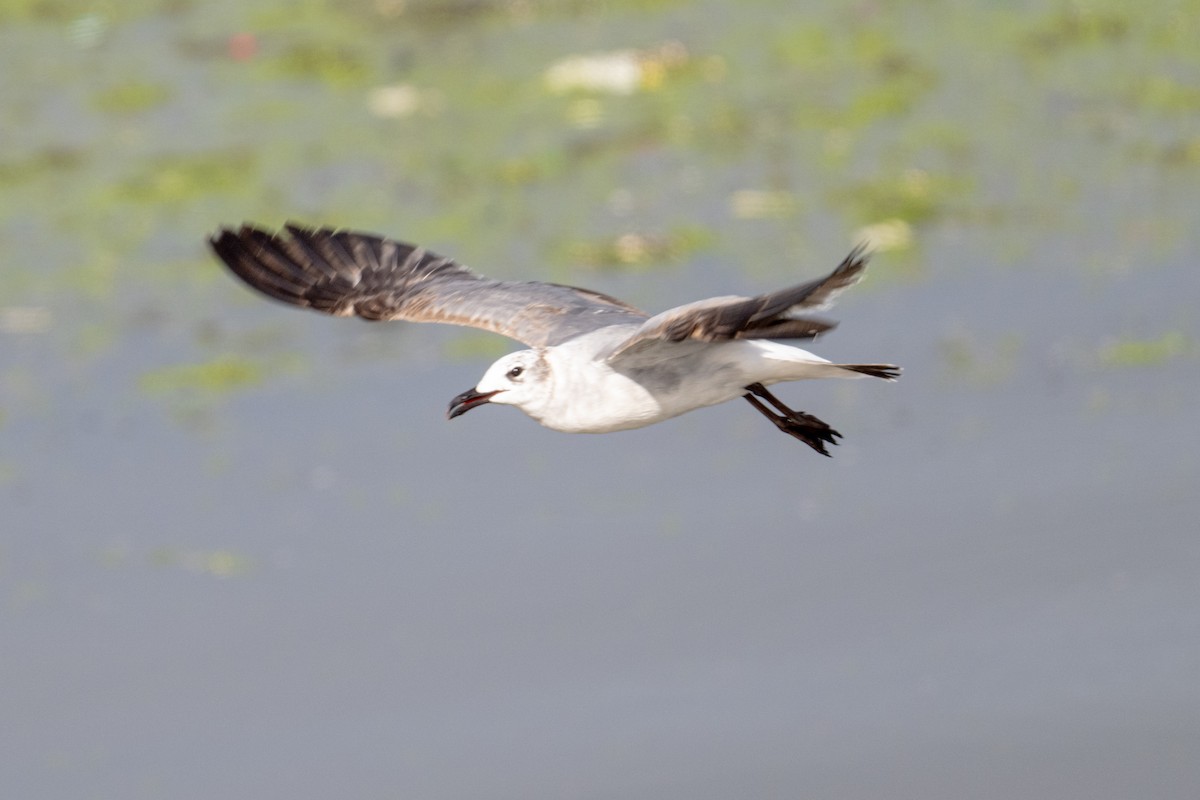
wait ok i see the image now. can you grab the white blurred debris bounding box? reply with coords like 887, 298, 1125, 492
544, 41, 689, 95
855, 218, 914, 252
614, 233, 653, 264
546, 51, 642, 94
0, 306, 52, 334
367, 84, 425, 118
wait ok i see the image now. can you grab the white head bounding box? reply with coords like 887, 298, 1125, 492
446, 349, 553, 422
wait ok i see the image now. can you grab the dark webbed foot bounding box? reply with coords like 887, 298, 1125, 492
743, 383, 842, 456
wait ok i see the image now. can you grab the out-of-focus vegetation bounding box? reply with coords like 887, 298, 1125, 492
1099, 332, 1193, 368
138, 356, 269, 395
99, 541, 256, 577
0, 0, 1197, 420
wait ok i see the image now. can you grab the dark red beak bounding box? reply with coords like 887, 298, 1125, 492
447, 388, 499, 420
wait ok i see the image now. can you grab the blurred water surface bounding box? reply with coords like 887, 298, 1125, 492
2, 1, 1199, 798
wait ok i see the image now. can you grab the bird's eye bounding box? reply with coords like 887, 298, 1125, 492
507, 366, 524, 379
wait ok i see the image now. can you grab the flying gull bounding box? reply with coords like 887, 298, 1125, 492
209, 223, 900, 455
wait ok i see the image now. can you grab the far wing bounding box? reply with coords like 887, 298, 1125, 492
210, 223, 648, 348
606, 246, 869, 362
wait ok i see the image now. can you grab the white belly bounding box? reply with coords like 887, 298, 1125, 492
537, 369, 667, 433
527, 338, 836, 434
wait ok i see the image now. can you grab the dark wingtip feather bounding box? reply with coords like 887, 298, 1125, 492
844, 240, 875, 268
735, 316, 838, 342
208, 223, 330, 308
829, 242, 872, 285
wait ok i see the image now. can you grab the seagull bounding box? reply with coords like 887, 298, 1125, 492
209, 223, 900, 456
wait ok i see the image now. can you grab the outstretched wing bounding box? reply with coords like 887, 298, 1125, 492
606, 245, 870, 362
209, 223, 648, 348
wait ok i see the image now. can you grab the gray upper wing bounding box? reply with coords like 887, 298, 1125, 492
209, 224, 648, 347
605, 245, 870, 362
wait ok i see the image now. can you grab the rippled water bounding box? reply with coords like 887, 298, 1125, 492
3, 1, 1199, 797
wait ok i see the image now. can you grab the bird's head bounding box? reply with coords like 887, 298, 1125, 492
447, 349, 552, 422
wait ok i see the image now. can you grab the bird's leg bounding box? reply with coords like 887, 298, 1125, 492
743, 383, 841, 456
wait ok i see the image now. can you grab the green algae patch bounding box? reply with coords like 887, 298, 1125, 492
1099, 332, 1193, 368
114, 151, 257, 206
832, 168, 967, 226
93, 81, 172, 114
139, 356, 267, 395
1022, 6, 1131, 54
149, 547, 255, 578
0, 147, 86, 187
273, 41, 372, 86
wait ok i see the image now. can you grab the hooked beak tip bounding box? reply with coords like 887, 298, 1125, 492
447, 388, 499, 420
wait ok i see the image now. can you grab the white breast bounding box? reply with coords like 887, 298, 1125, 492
537, 354, 666, 433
